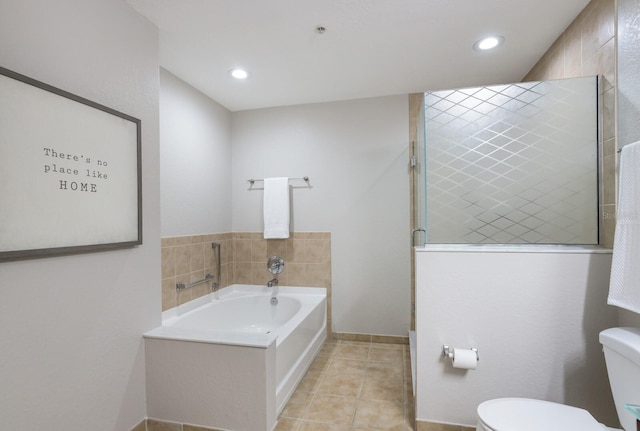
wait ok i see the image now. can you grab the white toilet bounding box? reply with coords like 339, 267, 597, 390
476, 327, 640, 431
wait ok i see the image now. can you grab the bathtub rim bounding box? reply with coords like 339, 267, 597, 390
143, 284, 327, 349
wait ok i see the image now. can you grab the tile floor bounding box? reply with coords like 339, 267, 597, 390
275, 339, 415, 431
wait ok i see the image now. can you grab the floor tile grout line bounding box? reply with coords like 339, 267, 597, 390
277, 339, 414, 430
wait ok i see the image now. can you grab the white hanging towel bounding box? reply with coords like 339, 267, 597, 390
608, 141, 640, 314
263, 177, 290, 239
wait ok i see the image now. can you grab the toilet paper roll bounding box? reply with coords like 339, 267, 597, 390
452, 348, 477, 370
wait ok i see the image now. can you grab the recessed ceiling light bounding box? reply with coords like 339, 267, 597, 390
229, 68, 249, 79
473, 35, 505, 51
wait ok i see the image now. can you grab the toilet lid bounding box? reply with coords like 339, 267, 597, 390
477, 398, 604, 431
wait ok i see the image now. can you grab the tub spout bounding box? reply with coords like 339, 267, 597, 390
267, 278, 279, 288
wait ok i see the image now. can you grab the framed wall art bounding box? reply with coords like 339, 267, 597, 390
0, 66, 142, 259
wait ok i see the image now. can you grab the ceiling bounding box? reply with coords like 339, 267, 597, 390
125, 0, 591, 112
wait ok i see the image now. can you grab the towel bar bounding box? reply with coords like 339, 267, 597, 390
248, 176, 309, 185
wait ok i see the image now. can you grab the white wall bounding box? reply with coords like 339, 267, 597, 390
0, 1, 160, 430
415, 247, 619, 428
231, 96, 411, 336
160, 68, 232, 236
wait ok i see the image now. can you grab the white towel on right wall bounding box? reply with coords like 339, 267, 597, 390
608, 140, 640, 314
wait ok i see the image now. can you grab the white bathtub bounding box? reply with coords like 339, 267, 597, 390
144, 284, 327, 431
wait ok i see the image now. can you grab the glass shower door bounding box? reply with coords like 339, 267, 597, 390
423, 76, 599, 244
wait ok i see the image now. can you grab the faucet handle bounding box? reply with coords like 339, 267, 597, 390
267, 256, 285, 275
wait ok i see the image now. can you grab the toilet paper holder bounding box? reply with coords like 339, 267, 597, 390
442, 345, 479, 361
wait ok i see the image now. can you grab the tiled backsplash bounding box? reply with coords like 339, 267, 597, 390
161, 233, 233, 310
161, 231, 332, 329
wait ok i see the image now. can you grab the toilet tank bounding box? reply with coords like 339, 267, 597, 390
600, 327, 640, 431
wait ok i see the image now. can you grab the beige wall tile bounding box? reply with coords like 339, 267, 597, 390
582, 37, 615, 90
219, 240, 229, 265
174, 244, 190, 276
177, 285, 193, 306
547, 45, 566, 80
161, 237, 177, 247
306, 263, 327, 287
234, 262, 252, 284
190, 243, 204, 271
603, 136, 617, 159
189, 269, 204, 283
161, 232, 331, 326
251, 238, 267, 261
189, 234, 204, 244
581, 0, 615, 55
602, 152, 617, 205
161, 246, 175, 279
234, 232, 253, 239
234, 238, 252, 262
601, 204, 616, 248
288, 239, 305, 262
267, 238, 288, 261
174, 235, 190, 245
221, 262, 231, 287
276, 271, 290, 286
563, 27, 582, 77
162, 277, 177, 311
204, 242, 215, 268
602, 87, 615, 142
227, 238, 235, 264
286, 262, 307, 286
293, 232, 314, 239
251, 262, 272, 285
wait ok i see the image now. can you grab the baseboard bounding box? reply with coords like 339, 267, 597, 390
133, 418, 224, 431
415, 419, 475, 431
332, 331, 409, 344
